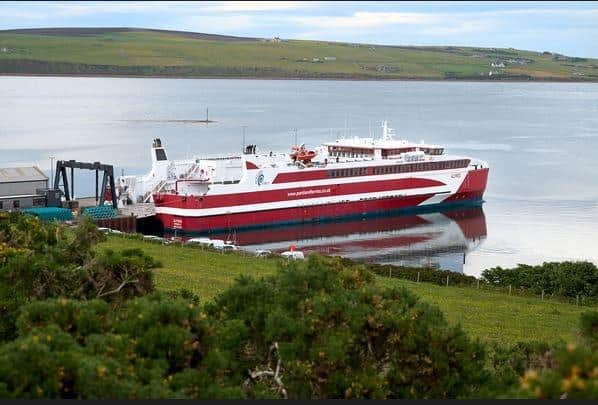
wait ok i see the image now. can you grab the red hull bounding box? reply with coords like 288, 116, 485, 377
155, 168, 489, 234
156, 193, 482, 233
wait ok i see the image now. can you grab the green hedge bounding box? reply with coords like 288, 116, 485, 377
482, 262, 598, 300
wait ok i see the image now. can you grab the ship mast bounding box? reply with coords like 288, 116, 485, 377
381, 120, 395, 141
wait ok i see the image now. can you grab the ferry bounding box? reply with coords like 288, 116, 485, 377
117, 121, 489, 233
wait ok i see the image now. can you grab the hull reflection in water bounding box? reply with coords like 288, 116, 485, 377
190, 205, 487, 274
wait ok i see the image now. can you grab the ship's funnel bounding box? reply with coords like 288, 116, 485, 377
150, 138, 170, 181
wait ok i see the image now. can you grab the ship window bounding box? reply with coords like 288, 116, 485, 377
155, 148, 167, 161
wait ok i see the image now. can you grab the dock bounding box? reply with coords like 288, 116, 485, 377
119, 202, 156, 218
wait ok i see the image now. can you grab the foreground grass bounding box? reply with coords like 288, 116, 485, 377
98, 236, 591, 346
1, 28, 597, 80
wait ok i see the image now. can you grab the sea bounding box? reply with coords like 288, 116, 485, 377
1, 76, 597, 277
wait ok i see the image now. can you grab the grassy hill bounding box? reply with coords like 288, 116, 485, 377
1, 27, 597, 81
97, 235, 594, 346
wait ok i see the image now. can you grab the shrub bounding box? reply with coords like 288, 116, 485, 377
481, 341, 554, 397
0, 256, 489, 399
579, 311, 598, 349
502, 313, 598, 400
514, 343, 598, 399
204, 255, 488, 398
0, 213, 158, 341
482, 261, 598, 300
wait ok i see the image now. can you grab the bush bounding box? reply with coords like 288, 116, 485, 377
0, 256, 489, 399
364, 261, 477, 286
482, 261, 598, 300
0, 213, 158, 341
203, 255, 488, 398
579, 311, 598, 349
496, 313, 598, 400
481, 341, 554, 398
514, 343, 598, 399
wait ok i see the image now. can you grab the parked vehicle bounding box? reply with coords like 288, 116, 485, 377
220, 244, 239, 252
254, 249, 272, 257
281, 250, 305, 260
185, 237, 213, 247
211, 239, 239, 251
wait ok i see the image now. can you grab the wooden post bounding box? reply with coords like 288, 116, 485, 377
446, 275, 449, 287
576, 295, 579, 307
389, 268, 392, 278
477, 279, 480, 289
417, 272, 420, 282
541, 290, 544, 300
509, 285, 512, 296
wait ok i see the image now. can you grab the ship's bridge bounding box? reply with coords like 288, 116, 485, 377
323, 121, 444, 160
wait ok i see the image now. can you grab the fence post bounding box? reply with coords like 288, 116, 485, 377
389, 268, 392, 278
509, 285, 512, 296
541, 290, 544, 300
446, 275, 449, 287
477, 279, 480, 289
417, 272, 420, 283
576, 295, 579, 307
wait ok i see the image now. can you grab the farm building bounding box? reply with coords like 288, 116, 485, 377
0, 166, 49, 210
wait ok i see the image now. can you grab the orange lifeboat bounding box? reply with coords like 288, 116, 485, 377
290, 144, 317, 164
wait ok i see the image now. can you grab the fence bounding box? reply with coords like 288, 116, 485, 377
106, 232, 598, 307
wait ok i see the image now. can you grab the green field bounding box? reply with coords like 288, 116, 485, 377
97, 235, 593, 346
1, 27, 597, 80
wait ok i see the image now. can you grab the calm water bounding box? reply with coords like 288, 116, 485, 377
1, 76, 597, 276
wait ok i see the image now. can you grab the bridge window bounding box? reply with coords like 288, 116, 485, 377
155, 148, 167, 161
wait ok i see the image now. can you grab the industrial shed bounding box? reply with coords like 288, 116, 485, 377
0, 166, 48, 210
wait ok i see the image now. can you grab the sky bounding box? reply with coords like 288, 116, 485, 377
1, 1, 598, 58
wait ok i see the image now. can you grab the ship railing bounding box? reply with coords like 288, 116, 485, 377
468, 159, 488, 170
141, 180, 167, 203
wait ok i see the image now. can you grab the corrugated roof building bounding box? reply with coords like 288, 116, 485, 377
0, 166, 48, 210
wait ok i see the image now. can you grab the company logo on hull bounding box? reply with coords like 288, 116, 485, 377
256, 170, 265, 186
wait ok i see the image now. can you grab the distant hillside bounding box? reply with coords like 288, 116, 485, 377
1, 27, 597, 81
